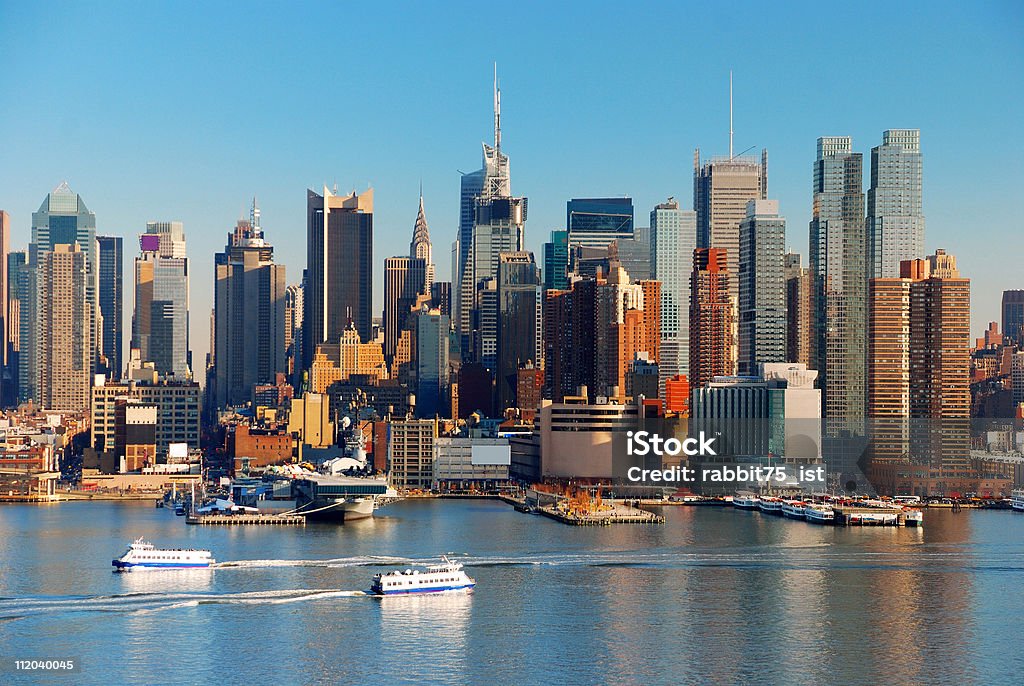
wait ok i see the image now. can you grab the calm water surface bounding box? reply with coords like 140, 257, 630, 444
1, 500, 1023, 684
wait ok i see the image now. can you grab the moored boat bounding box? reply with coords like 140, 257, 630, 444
781, 500, 807, 519
803, 503, 835, 524
758, 496, 783, 515
112, 538, 215, 571
371, 557, 476, 596
1012, 489, 1024, 512
733, 492, 760, 510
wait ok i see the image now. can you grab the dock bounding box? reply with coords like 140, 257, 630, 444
537, 503, 665, 526
185, 513, 306, 525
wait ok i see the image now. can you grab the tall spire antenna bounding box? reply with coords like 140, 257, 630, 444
729, 70, 734, 158
493, 62, 501, 153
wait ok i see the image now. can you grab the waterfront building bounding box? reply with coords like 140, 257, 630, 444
538, 394, 639, 479
97, 236, 123, 379
433, 437, 511, 491
37, 244, 91, 410
566, 197, 634, 249
650, 198, 697, 391
132, 221, 190, 379
496, 252, 541, 412
809, 136, 866, 430
738, 199, 786, 375
690, 363, 821, 492
784, 252, 812, 366
867, 275, 912, 463
213, 205, 287, 409
91, 370, 201, 455
286, 392, 334, 450
868, 129, 924, 279
387, 418, 438, 490
304, 187, 373, 371
1002, 290, 1024, 346
693, 148, 767, 303
866, 251, 972, 494
113, 399, 157, 472
227, 423, 294, 474
543, 229, 569, 291
689, 248, 737, 388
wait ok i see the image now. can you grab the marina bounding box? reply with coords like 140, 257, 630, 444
732, 492, 924, 527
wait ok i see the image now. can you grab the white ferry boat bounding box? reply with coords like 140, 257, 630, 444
803, 503, 835, 524
733, 492, 760, 510
112, 538, 215, 571
781, 500, 807, 519
758, 496, 783, 515
371, 557, 476, 596
1012, 489, 1024, 512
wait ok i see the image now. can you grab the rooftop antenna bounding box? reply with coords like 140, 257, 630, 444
493, 62, 501, 154
729, 70, 734, 159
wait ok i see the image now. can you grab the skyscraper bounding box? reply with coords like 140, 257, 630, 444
566, 197, 634, 249
1001, 290, 1024, 346
304, 187, 373, 372
214, 203, 287, 408
8, 251, 28, 403
416, 308, 450, 418
809, 136, 866, 429
455, 70, 525, 356
689, 248, 736, 388
784, 252, 812, 367
543, 229, 569, 291
30, 183, 100, 385
867, 252, 970, 492
132, 222, 190, 379
867, 129, 924, 279
497, 252, 544, 413
693, 149, 767, 301
738, 199, 787, 375
97, 236, 123, 379
651, 198, 697, 389
285, 281, 304, 386
0, 210, 8, 370
384, 195, 433, 366
37, 244, 91, 410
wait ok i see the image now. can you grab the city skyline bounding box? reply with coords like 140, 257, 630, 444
1, 2, 1022, 374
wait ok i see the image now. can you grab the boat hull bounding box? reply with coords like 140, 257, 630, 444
112, 561, 213, 572
297, 497, 376, 522
374, 583, 475, 596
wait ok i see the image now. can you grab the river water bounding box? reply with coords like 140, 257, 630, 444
1, 500, 1022, 684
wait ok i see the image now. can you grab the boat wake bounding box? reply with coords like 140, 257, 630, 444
213, 555, 414, 569
0, 588, 370, 618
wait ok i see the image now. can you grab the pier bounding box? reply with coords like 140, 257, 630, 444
186, 513, 306, 525
537, 502, 665, 526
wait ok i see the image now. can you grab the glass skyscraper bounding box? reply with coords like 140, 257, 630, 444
543, 230, 569, 291
809, 136, 866, 432
133, 222, 190, 379
650, 199, 697, 389
566, 198, 634, 249
867, 129, 924, 279
97, 236, 123, 379
738, 199, 787, 375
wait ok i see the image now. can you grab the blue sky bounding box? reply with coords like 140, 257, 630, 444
1, 0, 1022, 370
